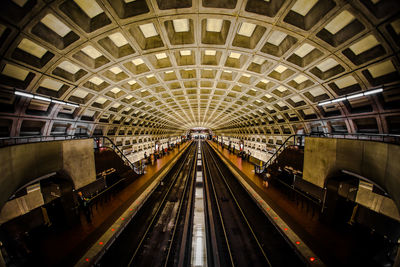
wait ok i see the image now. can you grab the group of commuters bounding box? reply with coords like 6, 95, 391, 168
238, 150, 251, 160
144, 145, 175, 164
218, 140, 252, 161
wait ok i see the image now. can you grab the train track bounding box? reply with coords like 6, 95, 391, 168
202, 141, 306, 266
98, 140, 305, 267
98, 142, 197, 266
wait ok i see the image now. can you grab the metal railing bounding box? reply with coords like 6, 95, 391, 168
94, 136, 145, 175
309, 132, 400, 144
0, 134, 145, 175
0, 134, 88, 147
254, 132, 400, 174
254, 134, 303, 174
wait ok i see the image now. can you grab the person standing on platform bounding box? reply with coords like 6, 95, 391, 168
78, 191, 92, 223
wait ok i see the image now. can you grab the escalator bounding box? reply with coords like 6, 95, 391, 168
94, 148, 136, 182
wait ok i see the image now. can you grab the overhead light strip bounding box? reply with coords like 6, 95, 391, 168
318, 87, 383, 106
14, 90, 79, 108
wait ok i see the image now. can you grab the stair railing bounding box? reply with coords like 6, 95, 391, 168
94, 136, 145, 175
255, 134, 305, 174
254, 132, 400, 174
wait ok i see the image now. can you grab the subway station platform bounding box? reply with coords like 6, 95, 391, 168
207, 141, 383, 266
30, 142, 191, 266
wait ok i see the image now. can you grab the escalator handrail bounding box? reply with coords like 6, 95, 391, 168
259, 134, 301, 172
257, 132, 400, 173
95, 136, 144, 175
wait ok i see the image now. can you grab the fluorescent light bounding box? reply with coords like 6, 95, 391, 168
15, 90, 79, 108
51, 99, 66, 105
34, 95, 51, 102
331, 97, 346, 103
318, 101, 332, 106
66, 103, 79, 108
318, 88, 383, 106
364, 88, 383, 95
15, 91, 33, 98
346, 93, 364, 100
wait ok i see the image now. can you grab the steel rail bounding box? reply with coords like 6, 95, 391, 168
127, 143, 196, 267
204, 142, 273, 267
176, 141, 199, 267
201, 143, 222, 267
202, 142, 235, 267
164, 142, 198, 267
201, 142, 222, 267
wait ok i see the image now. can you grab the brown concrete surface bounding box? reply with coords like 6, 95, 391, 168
35, 141, 191, 266
208, 141, 378, 266
62, 139, 97, 189
303, 137, 400, 212
0, 139, 96, 210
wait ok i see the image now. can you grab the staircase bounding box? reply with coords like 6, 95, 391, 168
94, 148, 131, 175
263, 145, 305, 186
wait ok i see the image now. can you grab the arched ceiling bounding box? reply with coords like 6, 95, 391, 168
0, 0, 400, 136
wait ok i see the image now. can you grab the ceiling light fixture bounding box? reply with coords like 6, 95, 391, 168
34, 95, 51, 102
346, 93, 363, 100
318, 88, 383, 106
51, 99, 66, 105
331, 97, 346, 103
364, 88, 383, 95
66, 103, 79, 108
14, 90, 79, 108
14, 91, 33, 98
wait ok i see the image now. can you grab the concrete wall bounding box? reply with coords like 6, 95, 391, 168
62, 139, 96, 189
303, 138, 337, 188
0, 139, 96, 210
303, 137, 400, 211
356, 181, 400, 222
0, 184, 44, 224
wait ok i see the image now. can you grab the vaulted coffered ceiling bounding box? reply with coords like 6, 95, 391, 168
0, 0, 399, 136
